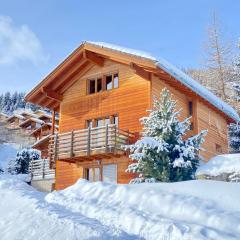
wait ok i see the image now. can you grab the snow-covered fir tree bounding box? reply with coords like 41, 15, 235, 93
228, 47, 240, 153
7, 148, 40, 174
0, 91, 42, 114
125, 88, 207, 183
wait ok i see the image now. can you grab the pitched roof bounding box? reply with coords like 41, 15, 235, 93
25, 41, 240, 122
7, 114, 25, 121
87, 42, 239, 122
19, 117, 45, 127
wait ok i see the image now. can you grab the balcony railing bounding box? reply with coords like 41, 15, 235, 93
29, 158, 55, 180
48, 124, 134, 163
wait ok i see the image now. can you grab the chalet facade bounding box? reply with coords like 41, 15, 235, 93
25, 42, 239, 190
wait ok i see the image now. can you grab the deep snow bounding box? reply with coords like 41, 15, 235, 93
0, 175, 240, 240
196, 153, 240, 176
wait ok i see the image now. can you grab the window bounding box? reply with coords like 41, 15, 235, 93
215, 144, 223, 153
106, 75, 113, 90
97, 78, 102, 92
86, 119, 93, 128
89, 79, 95, 94
87, 72, 118, 95
188, 101, 193, 116
86, 114, 118, 129
113, 115, 118, 126
113, 73, 119, 88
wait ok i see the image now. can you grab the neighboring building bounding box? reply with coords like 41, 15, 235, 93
19, 117, 44, 133
6, 114, 26, 128
31, 123, 58, 158
0, 113, 9, 122
25, 41, 240, 190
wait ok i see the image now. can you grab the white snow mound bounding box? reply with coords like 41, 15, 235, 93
46, 179, 240, 240
196, 154, 240, 176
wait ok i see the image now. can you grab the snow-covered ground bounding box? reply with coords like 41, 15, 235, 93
196, 153, 240, 176
0, 175, 240, 240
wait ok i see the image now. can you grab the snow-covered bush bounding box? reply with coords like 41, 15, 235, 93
229, 123, 240, 153
7, 148, 40, 174
124, 88, 207, 183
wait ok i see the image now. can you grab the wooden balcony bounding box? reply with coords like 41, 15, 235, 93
49, 124, 135, 164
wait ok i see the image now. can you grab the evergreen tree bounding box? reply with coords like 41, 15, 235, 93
7, 148, 40, 174
125, 88, 207, 183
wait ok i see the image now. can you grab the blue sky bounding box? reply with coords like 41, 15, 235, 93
0, 0, 239, 93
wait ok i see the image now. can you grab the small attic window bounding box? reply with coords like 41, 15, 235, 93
188, 101, 193, 116
113, 73, 119, 88
89, 79, 95, 94
97, 78, 103, 92
106, 75, 113, 90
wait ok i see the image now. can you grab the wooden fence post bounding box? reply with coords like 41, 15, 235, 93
42, 159, 45, 179
54, 133, 58, 162
87, 127, 91, 156
105, 124, 109, 153
70, 131, 74, 158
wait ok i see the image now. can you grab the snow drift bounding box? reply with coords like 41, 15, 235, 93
196, 154, 240, 177
0, 175, 240, 239
46, 179, 240, 240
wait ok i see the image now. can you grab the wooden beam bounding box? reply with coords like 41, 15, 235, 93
130, 63, 152, 81
41, 87, 63, 102
59, 62, 94, 94
83, 50, 104, 67
51, 110, 56, 135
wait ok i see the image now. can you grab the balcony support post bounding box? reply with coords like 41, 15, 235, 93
54, 133, 58, 162
105, 124, 109, 153
87, 127, 91, 156
70, 130, 74, 158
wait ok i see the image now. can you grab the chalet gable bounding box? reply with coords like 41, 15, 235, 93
25, 41, 240, 123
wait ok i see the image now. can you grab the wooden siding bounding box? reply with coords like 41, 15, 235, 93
55, 155, 136, 190
59, 60, 151, 133
151, 74, 229, 160
197, 101, 228, 159
55, 60, 151, 189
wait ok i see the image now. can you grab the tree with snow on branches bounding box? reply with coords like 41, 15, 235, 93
124, 88, 207, 183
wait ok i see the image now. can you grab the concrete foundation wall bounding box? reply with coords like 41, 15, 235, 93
31, 178, 55, 192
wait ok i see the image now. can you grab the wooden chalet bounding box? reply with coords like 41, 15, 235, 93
0, 112, 9, 122
25, 41, 240, 190
19, 117, 44, 133
6, 114, 26, 128
31, 123, 58, 158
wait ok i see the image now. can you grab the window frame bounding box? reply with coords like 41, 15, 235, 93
87, 72, 119, 95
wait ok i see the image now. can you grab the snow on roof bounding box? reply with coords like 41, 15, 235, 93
32, 134, 50, 148
86, 41, 240, 122
0, 112, 9, 117
30, 122, 58, 135
19, 117, 45, 127
196, 154, 240, 176
7, 114, 25, 121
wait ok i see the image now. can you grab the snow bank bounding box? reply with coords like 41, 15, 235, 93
0, 143, 19, 171
46, 179, 240, 240
196, 154, 240, 176
0, 175, 135, 239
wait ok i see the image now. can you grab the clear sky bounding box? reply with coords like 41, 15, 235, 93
0, 0, 239, 93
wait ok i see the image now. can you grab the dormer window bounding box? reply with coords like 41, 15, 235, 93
87, 72, 119, 95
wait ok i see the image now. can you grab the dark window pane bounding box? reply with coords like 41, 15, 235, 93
188, 101, 193, 116
113, 73, 119, 88
106, 75, 113, 90
97, 78, 102, 92
89, 79, 95, 94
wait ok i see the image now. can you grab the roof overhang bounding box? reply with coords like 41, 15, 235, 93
25, 41, 240, 123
